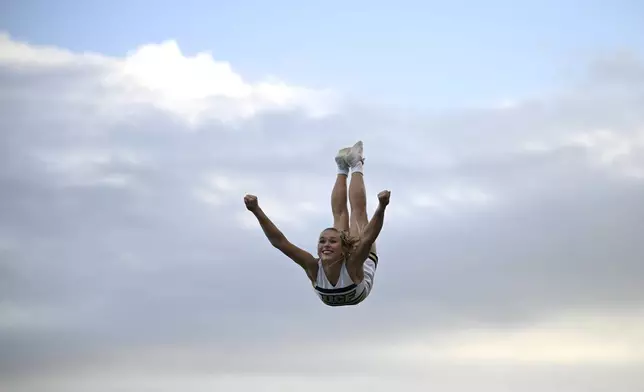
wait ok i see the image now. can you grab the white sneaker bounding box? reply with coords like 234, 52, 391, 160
335, 147, 351, 172
345, 141, 364, 168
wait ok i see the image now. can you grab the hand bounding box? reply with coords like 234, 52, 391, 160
377, 190, 391, 206
244, 194, 259, 212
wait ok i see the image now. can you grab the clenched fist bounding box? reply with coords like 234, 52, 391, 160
244, 194, 259, 212
377, 190, 391, 206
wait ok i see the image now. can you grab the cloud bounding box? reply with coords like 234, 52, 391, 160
1, 32, 644, 391
0, 32, 338, 124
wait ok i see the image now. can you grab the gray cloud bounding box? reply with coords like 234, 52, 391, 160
1, 36, 643, 391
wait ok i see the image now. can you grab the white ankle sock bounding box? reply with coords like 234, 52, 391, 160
337, 167, 349, 175
350, 161, 363, 174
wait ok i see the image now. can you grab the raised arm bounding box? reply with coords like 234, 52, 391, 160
349, 190, 390, 268
244, 195, 317, 276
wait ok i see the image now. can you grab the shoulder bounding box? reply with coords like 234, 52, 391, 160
305, 257, 320, 277
346, 239, 373, 268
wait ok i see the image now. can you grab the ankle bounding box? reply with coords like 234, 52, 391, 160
350, 161, 363, 175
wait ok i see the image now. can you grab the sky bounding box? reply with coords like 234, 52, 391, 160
3, 0, 643, 108
1, 1, 644, 391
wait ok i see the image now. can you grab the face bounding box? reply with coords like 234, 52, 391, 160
317, 229, 344, 261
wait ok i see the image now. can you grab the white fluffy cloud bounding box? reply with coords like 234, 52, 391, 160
0, 32, 338, 124
1, 33, 644, 392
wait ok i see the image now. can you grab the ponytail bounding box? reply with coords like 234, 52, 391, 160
324, 227, 359, 257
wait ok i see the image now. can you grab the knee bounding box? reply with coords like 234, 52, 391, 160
332, 200, 349, 212
333, 211, 349, 220
352, 208, 368, 221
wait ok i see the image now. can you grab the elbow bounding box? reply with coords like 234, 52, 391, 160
269, 235, 287, 249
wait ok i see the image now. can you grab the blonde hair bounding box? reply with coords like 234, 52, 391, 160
323, 227, 359, 258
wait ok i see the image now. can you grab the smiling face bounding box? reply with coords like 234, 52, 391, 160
317, 228, 344, 262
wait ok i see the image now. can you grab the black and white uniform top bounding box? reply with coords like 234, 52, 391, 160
312, 251, 378, 306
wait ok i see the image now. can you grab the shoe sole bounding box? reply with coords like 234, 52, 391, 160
347, 141, 364, 165
335, 147, 351, 169
336, 147, 351, 157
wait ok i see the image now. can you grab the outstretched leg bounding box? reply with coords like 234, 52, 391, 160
346, 142, 371, 244
332, 148, 350, 232
349, 172, 369, 238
